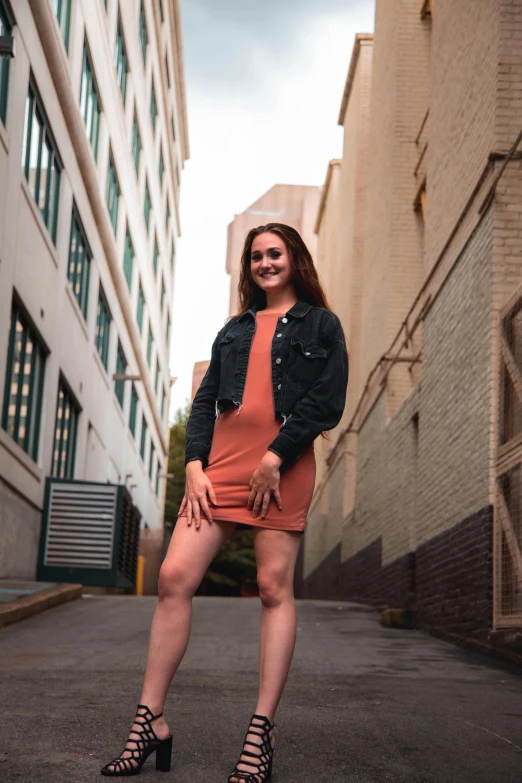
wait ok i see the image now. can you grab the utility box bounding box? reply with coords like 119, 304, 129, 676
37, 479, 141, 590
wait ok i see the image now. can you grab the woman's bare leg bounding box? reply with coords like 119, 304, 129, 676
229, 527, 302, 783
104, 518, 236, 772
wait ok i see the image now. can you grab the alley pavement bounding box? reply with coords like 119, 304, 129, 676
1, 595, 522, 782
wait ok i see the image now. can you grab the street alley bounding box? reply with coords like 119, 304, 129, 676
1, 596, 522, 782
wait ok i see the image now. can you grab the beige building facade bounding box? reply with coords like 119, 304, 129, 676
226, 184, 321, 317
300, 1, 522, 663
0, 0, 188, 578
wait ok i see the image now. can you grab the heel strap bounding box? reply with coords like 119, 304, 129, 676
137, 702, 163, 721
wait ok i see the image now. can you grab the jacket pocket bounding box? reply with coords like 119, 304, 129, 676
218, 331, 236, 361
287, 337, 328, 386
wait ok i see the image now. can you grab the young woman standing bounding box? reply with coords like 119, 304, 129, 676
101, 223, 349, 780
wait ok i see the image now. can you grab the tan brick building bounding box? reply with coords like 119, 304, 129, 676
298, 0, 522, 665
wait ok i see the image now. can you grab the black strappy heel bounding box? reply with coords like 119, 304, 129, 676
100, 703, 172, 777
228, 713, 275, 783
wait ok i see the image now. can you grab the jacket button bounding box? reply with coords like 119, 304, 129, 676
282, 317, 288, 323
275, 358, 281, 364
277, 383, 281, 390
276, 333, 282, 338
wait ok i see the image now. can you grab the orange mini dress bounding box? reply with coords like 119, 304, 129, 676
182, 310, 316, 532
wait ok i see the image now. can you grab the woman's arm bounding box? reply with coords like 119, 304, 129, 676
267, 313, 349, 470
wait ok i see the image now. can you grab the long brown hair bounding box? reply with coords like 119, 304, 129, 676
232, 223, 332, 316
232, 223, 335, 440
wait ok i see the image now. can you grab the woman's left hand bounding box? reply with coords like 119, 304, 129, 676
248, 451, 284, 519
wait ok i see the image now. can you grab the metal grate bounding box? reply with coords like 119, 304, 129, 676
495, 295, 522, 628
43, 483, 118, 569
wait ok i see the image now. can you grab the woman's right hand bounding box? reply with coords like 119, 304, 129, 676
178, 461, 219, 529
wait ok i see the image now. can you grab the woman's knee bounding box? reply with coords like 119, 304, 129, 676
158, 560, 196, 601
257, 567, 292, 608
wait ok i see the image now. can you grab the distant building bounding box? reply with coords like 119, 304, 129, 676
299, 0, 522, 664
0, 0, 189, 578
226, 184, 321, 317
191, 360, 210, 402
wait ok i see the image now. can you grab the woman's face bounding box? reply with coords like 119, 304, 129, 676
250, 232, 294, 294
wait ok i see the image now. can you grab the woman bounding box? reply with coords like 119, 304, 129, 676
101, 223, 349, 780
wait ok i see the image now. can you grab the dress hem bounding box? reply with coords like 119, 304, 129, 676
177, 513, 305, 533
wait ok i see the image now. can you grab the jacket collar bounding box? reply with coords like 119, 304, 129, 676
243, 300, 313, 320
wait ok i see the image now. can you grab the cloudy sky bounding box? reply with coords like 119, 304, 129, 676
169, 0, 375, 418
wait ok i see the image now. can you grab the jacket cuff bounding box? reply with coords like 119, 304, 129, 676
184, 443, 210, 470
267, 432, 301, 470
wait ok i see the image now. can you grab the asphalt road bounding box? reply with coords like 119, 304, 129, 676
1, 595, 522, 782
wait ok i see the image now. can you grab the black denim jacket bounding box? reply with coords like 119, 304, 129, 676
185, 300, 349, 472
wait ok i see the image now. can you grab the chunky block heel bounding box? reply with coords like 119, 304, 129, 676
155, 735, 172, 772
101, 703, 172, 777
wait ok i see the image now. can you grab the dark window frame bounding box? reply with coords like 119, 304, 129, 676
51, 374, 81, 479
1, 298, 47, 462
68, 205, 92, 319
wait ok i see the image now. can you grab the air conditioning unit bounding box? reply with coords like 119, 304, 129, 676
37, 478, 141, 590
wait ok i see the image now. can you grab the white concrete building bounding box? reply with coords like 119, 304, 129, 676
0, 0, 189, 578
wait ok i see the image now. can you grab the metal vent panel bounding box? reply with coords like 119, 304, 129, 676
44, 483, 118, 569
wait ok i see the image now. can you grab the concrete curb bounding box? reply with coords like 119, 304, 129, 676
0, 583, 83, 629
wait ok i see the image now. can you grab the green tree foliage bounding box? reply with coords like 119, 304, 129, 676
165, 400, 258, 597
164, 401, 190, 526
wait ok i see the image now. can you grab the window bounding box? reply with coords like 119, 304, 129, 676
96, 287, 112, 369
0, 3, 12, 124
170, 114, 176, 142
132, 111, 141, 175
147, 325, 153, 366
171, 244, 175, 274
106, 151, 120, 234
165, 199, 170, 234
161, 387, 166, 418
150, 81, 157, 133
68, 206, 91, 318
114, 13, 129, 105
160, 278, 166, 313
153, 235, 159, 277
140, 414, 147, 460
2, 302, 46, 461
165, 313, 171, 346
129, 383, 138, 437
159, 0, 164, 23
156, 457, 160, 495
144, 179, 151, 231
22, 83, 62, 244
155, 359, 160, 395
51, 376, 80, 479
51, 0, 72, 51
139, 2, 148, 63
80, 43, 101, 160
137, 281, 145, 332
123, 228, 134, 291
149, 441, 154, 480
115, 340, 126, 408
159, 149, 165, 187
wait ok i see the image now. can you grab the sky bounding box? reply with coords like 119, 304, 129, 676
169, 0, 375, 420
